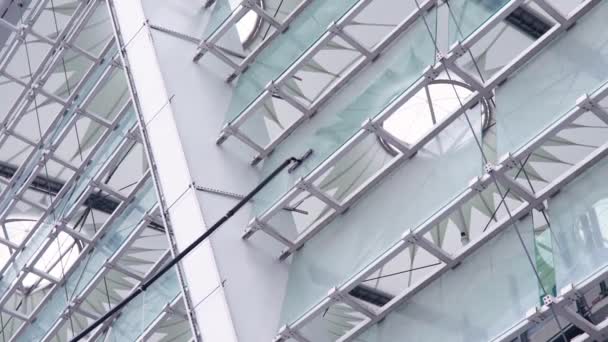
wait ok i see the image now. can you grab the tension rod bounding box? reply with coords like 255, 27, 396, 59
70, 150, 312, 341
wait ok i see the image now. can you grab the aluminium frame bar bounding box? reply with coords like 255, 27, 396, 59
137, 295, 187, 341
10, 170, 152, 340
249, 0, 591, 258
0, 37, 119, 224
0, 82, 128, 284
0, 14, 99, 67
0, 0, 90, 71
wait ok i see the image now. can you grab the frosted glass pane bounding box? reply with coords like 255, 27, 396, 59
253, 13, 437, 216
280, 113, 482, 324
16, 179, 157, 342
449, 0, 510, 44
0, 52, 124, 297
225, 0, 360, 122
496, 1, 608, 156
203, 0, 232, 38
549, 156, 608, 291
105, 267, 182, 341
360, 217, 539, 342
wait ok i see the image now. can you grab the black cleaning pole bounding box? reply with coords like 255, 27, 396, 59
70, 150, 312, 341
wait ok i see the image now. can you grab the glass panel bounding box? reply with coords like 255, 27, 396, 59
0, 108, 135, 298
224, 0, 360, 122
17, 179, 157, 341
104, 266, 182, 341
549, 155, 608, 291
71, 2, 114, 57
280, 112, 482, 324
253, 13, 438, 217
360, 217, 540, 342
496, 1, 608, 156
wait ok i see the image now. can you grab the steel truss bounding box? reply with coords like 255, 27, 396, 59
231, 0, 608, 340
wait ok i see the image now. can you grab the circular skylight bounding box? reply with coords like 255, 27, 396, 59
382, 76, 491, 152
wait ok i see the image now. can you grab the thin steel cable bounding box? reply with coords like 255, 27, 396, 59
414, 1, 570, 339
362, 262, 442, 283
445, 0, 486, 83
262, 0, 285, 40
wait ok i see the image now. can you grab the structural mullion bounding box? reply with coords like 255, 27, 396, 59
0, 0, 100, 129
105, 0, 204, 338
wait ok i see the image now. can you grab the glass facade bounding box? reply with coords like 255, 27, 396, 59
0, 0, 193, 340
2, 0, 608, 341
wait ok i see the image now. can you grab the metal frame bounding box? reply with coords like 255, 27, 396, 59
138, 294, 189, 341
0, 108, 141, 337
216, 0, 437, 166
244, 0, 529, 258
259, 0, 605, 340
0, 0, 197, 340
192, 0, 313, 82
1, 0, 603, 340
